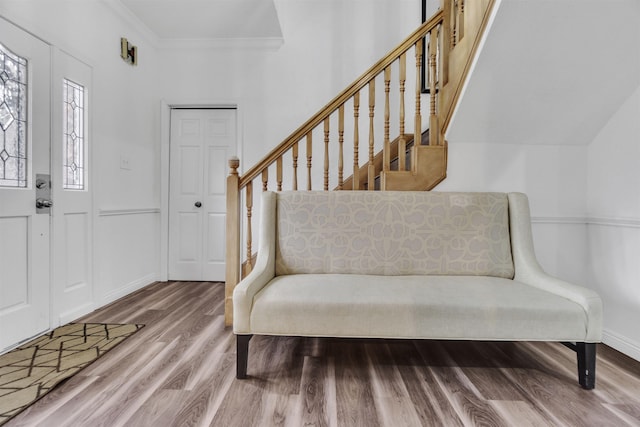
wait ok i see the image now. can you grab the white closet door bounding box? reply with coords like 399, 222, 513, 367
169, 109, 236, 281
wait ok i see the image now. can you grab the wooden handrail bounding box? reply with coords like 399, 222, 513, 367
238, 10, 444, 189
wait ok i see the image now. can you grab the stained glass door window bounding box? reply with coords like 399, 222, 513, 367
62, 79, 85, 190
0, 42, 28, 187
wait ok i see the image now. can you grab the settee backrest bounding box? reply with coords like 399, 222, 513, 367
274, 191, 515, 278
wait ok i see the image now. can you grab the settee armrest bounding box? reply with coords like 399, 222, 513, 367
508, 193, 603, 342
233, 192, 277, 334
516, 269, 603, 342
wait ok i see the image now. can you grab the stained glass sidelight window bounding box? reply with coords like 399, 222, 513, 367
63, 79, 85, 190
0, 42, 28, 188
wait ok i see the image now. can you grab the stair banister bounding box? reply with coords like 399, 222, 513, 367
236, 10, 444, 189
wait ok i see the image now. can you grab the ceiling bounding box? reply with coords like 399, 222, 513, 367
116, 0, 282, 44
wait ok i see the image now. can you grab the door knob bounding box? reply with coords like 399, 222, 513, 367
36, 198, 53, 209
194, 201, 202, 208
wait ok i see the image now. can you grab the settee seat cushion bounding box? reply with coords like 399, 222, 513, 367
249, 274, 588, 341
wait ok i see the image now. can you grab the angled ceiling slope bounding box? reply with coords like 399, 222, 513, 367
448, 0, 640, 145
115, 0, 283, 49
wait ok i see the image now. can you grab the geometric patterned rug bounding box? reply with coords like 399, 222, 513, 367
0, 323, 144, 426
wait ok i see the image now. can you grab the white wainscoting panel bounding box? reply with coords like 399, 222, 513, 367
588, 221, 640, 362
95, 209, 161, 307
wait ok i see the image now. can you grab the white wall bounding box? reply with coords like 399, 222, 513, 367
158, 0, 421, 172
0, 0, 162, 312
437, 142, 589, 286
588, 84, 640, 361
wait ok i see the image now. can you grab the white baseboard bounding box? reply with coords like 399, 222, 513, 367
603, 329, 640, 362
99, 273, 159, 307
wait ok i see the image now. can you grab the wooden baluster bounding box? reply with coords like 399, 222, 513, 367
225, 157, 241, 326
458, 0, 465, 42
441, 3, 451, 86
245, 181, 253, 275
429, 29, 440, 146
415, 39, 423, 153
276, 157, 283, 191
306, 132, 313, 190
383, 66, 391, 172
399, 53, 407, 171
338, 105, 345, 190
292, 142, 298, 190
353, 92, 360, 190
368, 80, 375, 190
262, 169, 268, 191
324, 118, 330, 191
451, 0, 458, 47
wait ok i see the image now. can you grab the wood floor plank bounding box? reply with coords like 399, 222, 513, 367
7, 375, 101, 426
124, 389, 191, 427
6, 281, 640, 427
298, 356, 331, 427
429, 365, 510, 427
490, 400, 556, 427
416, 341, 511, 426
333, 341, 381, 427
603, 403, 640, 426
172, 353, 236, 427
209, 376, 267, 427
261, 392, 298, 427
249, 336, 304, 395
365, 342, 423, 426
591, 346, 640, 403
392, 342, 465, 427
497, 358, 621, 426
75, 337, 185, 426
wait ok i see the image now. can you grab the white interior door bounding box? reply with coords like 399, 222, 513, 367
51, 49, 93, 325
169, 108, 236, 281
0, 18, 51, 351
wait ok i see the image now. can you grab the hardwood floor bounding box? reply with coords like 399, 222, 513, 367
7, 281, 640, 426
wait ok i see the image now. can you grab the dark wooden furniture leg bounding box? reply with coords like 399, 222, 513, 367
576, 342, 596, 390
563, 342, 596, 389
236, 334, 252, 379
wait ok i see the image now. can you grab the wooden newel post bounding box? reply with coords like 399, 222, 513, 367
225, 156, 241, 327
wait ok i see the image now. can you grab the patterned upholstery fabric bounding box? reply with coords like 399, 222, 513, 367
275, 191, 514, 278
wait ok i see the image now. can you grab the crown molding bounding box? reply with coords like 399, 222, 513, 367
101, 0, 160, 47
156, 37, 284, 51
102, 1, 284, 51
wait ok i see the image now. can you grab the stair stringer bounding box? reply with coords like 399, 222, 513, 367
380, 142, 447, 191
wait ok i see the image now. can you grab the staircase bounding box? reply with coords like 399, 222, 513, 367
224, 0, 497, 325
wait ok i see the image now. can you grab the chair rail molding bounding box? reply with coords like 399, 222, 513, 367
98, 208, 160, 216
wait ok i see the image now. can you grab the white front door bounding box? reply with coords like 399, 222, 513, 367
169, 108, 236, 281
0, 18, 51, 351
51, 50, 93, 325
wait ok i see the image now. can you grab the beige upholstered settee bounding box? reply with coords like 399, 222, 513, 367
233, 191, 603, 389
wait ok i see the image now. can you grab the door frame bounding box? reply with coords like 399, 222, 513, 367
159, 100, 243, 281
